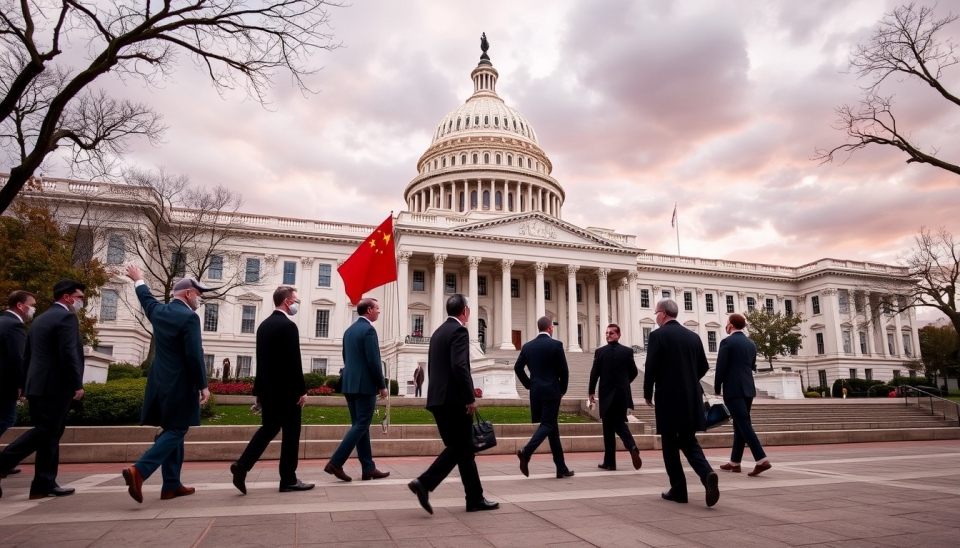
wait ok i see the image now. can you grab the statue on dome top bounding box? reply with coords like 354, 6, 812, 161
480, 32, 490, 61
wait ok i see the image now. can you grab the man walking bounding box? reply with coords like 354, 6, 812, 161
324, 298, 389, 482
122, 265, 211, 503
230, 286, 314, 494
643, 298, 719, 507
515, 316, 573, 478
0, 281, 85, 499
715, 313, 771, 477
408, 294, 498, 514
0, 290, 37, 477
588, 324, 642, 471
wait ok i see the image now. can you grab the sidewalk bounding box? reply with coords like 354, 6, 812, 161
0, 440, 958, 547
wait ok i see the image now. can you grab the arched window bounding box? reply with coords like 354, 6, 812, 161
472, 153, 478, 164
520, 122, 525, 133
495, 154, 501, 165
475, 116, 479, 125
456, 118, 461, 130
507, 155, 513, 166
527, 158, 532, 168
484, 153, 490, 164
448, 120, 453, 132
494, 116, 499, 127
459, 191, 465, 211
465, 117, 470, 128
470, 190, 478, 209
495, 191, 502, 210
482, 191, 490, 209
508, 193, 515, 211
483, 115, 489, 125
518, 155, 523, 167
442, 158, 446, 167
513, 119, 517, 130
461, 154, 467, 165
452, 156, 457, 166
433, 160, 438, 169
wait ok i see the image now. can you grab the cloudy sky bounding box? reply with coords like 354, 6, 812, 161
36, 0, 960, 269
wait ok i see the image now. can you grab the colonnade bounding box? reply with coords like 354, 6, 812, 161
407, 179, 562, 217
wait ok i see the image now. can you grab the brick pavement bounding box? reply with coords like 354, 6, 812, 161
0, 440, 958, 547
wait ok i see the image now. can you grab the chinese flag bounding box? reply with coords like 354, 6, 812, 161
337, 215, 397, 305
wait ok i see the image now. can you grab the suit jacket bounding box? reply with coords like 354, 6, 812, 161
588, 341, 637, 418
515, 333, 569, 402
253, 310, 306, 405
0, 311, 27, 401
714, 331, 757, 398
136, 284, 208, 428
426, 317, 475, 410
642, 320, 709, 434
340, 317, 386, 395
23, 304, 84, 398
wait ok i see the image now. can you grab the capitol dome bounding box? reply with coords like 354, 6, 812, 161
404, 37, 564, 219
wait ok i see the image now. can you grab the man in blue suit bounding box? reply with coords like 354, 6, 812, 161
714, 313, 771, 477
122, 265, 210, 503
324, 298, 388, 482
515, 316, 572, 478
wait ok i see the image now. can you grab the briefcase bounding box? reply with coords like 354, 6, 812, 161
704, 400, 731, 430
472, 411, 497, 452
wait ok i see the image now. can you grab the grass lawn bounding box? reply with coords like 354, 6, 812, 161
202, 405, 592, 426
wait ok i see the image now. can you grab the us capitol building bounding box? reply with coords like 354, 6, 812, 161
12, 41, 920, 397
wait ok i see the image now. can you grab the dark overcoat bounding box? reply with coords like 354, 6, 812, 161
588, 341, 637, 418
514, 333, 569, 402
425, 318, 475, 410
642, 320, 709, 434
0, 311, 28, 401
714, 331, 758, 398
253, 310, 306, 405
23, 304, 84, 398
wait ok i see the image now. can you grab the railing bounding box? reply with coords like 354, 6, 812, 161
404, 335, 431, 345
902, 385, 960, 427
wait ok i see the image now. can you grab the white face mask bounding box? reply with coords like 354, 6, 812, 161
288, 302, 299, 316
25, 306, 35, 320
70, 299, 84, 313
194, 296, 204, 310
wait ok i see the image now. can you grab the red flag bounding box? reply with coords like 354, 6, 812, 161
337, 215, 398, 305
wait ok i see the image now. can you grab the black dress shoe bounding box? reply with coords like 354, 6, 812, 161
280, 480, 315, 492
556, 470, 575, 478
230, 462, 247, 495
661, 490, 688, 504
630, 446, 643, 470
3, 468, 20, 476
517, 450, 530, 477
466, 498, 499, 512
705, 472, 720, 507
29, 486, 75, 500
598, 463, 616, 471
408, 479, 432, 515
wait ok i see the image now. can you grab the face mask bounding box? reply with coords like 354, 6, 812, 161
194, 296, 204, 310
288, 302, 299, 316
25, 306, 35, 320
70, 299, 84, 313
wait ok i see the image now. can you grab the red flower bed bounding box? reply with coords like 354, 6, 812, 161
474, 387, 483, 399
307, 386, 335, 396
208, 381, 254, 395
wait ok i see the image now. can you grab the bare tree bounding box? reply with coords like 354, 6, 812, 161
816, 3, 960, 176
0, 0, 343, 213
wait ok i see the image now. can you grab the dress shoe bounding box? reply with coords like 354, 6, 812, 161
361, 469, 390, 481
597, 463, 616, 471
2, 468, 20, 476
230, 462, 247, 494
323, 462, 352, 482
29, 486, 75, 499
517, 450, 530, 477
160, 486, 196, 500
280, 480, 315, 492
408, 479, 432, 515
122, 466, 144, 504
556, 470, 575, 479
661, 490, 688, 504
719, 462, 741, 473
630, 446, 643, 470
747, 461, 772, 477
466, 498, 500, 512
705, 472, 720, 507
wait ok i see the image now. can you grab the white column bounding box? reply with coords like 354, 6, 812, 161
527, 184, 533, 213
586, 276, 598, 352
627, 271, 640, 347
499, 259, 515, 350
893, 308, 906, 356
618, 277, 632, 346
432, 253, 447, 331
822, 289, 843, 356
525, 273, 536, 340
556, 279, 566, 343
491, 269, 501, 348
535, 262, 547, 317
597, 268, 610, 346
566, 265, 582, 352
397, 252, 411, 340
466, 256, 480, 348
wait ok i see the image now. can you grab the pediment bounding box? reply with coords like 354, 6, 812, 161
705, 321, 721, 328
683, 320, 699, 327
236, 292, 262, 302
312, 298, 336, 306
639, 318, 656, 325
408, 301, 431, 311
449, 212, 627, 249
809, 323, 825, 330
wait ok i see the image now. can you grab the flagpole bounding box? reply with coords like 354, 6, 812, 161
674, 203, 680, 255
383, 210, 398, 434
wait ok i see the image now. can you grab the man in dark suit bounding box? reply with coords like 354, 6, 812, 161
122, 265, 210, 503
230, 286, 313, 494
0, 290, 36, 477
643, 298, 719, 507
588, 323, 642, 471
324, 298, 389, 482
715, 313, 770, 477
0, 280, 86, 499
515, 316, 573, 478
408, 294, 498, 514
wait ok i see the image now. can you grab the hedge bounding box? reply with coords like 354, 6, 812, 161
107, 363, 145, 381
832, 378, 891, 398
804, 391, 822, 398
303, 372, 326, 390
324, 375, 340, 389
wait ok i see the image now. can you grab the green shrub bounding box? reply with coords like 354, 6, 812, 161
303, 372, 326, 390
831, 378, 887, 398
107, 363, 144, 381
235, 376, 256, 384
201, 393, 217, 419
868, 384, 896, 397
804, 391, 822, 398
324, 375, 340, 390
80, 378, 148, 424
390, 379, 399, 396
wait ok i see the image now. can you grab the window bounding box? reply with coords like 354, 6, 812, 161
705, 294, 714, 312
785, 299, 793, 317
708, 331, 717, 352
765, 298, 774, 315
854, 291, 865, 313
459, 191, 465, 211
576, 283, 582, 303
511, 279, 520, 298
495, 153, 501, 164
849, 368, 858, 379
544, 281, 552, 301
883, 299, 892, 315
478, 276, 487, 296
818, 370, 828, 388
412, 270, 425, 291
444, 273, 456, 294
684, 292, 693, 311
315, 309, 330, 338
244, 258, 260, 283
472, 153, 478, 164
662, 289, 671, 299
204, 354, 214, 377
311, 358, 328, 374
203, 303, 219, 332
812, 296, 821, 315
909, 370, 917, 378
99, 289, 118, 321
94, 345, 113, 356
726, 295, 735, 313
241, 305, 257, 334
483, 153, 490, 164
887, 333, 896, 355
842, 330, 852, 354
172, 251, 186, 278
237, 356, 252, 377
634, 289, 648, 308
859, 331, 868, 354
482, 190, 490, 209
508, 193, 514, 211
471, 190, 478, 209
747, 297, 756, 311
838, 290, 849, 313
507, 155, 513, 166
902, 334, 912, 357
865, 369, 873, 382
495, 191, 502, 209
107, 235, 125, 264
816, 333, 825, 355
411, 315, 424, 337
312, 263, 329, 287
643, 327, 652, 346
283, 261, 296, 285
893, 370, 901, 378
209, 255, 223, 280
461, 154, 466, 164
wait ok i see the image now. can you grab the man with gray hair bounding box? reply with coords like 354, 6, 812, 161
643, 298, 719, 507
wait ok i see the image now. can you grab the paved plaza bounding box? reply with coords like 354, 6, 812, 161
0, 440, 957, 547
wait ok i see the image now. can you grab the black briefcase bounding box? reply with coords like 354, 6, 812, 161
472, 411, 497, 452
704, 401, 731, 430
